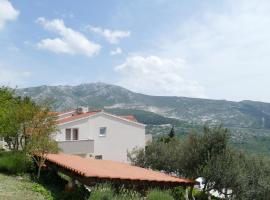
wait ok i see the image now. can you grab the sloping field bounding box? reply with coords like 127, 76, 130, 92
0, 173, 44, 200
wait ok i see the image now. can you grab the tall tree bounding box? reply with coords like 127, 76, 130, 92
26, 107, 59, 178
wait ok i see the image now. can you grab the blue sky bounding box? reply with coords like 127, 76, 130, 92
1, 0, 270, 102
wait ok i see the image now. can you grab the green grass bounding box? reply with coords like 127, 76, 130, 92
0, 173, 45, 200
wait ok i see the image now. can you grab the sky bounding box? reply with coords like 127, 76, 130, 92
1, 0, 270, 102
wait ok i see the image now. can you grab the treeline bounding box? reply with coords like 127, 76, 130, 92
128, 126, 270, 200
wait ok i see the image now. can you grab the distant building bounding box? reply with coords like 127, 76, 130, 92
54, 107, 151, 162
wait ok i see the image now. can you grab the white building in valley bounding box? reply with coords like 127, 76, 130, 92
55, 107, 150, 162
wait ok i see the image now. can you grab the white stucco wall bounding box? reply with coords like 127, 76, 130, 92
55, 112, 146, 162
55, 118, 91, 141
89, 114, 145, 162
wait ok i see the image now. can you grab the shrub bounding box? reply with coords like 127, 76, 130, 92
193, 190, 220, 200
61, 183, 90, 200
170, 187, 186, 200
0, 151, 33, 174
37, 170, 90, 200
146, 189, 174, 200
32, 183, 53, 200
113, 187, 141, 200
89, 184, 114, 200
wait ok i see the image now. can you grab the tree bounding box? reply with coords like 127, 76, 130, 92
26, 107, 59, 179
0, 87, 21, 150
128, 137, 182, 174
27, 134, 58, 178
0, 87, 38, 150
0, 87, 59, 178
233, 156, 270, 200
128, 125, 233, 199
169, 125, 175, 138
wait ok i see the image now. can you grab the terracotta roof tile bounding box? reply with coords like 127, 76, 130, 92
57, 111, 101, 124
57, 110, 139, 124
120, 115, 138, 122
45, 154, 195, 185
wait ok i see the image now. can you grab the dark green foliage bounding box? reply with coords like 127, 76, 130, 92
233, 156, 270, 200
129, 125, 270, 199
0, 151, 33, 174
128, 138, 182, 174
88, 184, 141, 200
36, 169, 90, 200
146, 189, 174, 200
0, 87, 40, 151
169, 187, 185, 200
32, 183, 53, 200
89, 185, 114, 200
193, 191, 220, 200
179, 126, 230, 178
169, 126, 175, 138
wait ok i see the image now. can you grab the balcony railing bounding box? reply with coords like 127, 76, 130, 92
57, 139, 94, 155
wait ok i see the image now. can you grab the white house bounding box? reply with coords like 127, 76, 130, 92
54, 107, 150, 162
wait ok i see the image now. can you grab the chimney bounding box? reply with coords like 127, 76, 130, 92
76, 106, 89, 114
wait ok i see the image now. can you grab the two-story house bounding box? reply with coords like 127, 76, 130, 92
54, 107, 150, 162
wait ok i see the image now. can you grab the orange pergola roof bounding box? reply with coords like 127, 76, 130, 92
45, 154, 195, 186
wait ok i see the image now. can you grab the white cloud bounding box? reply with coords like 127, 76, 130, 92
110, 47, 122, 55
115, 55, 205, 97
37, 17, 101, 57
0, 0, 19, 30
89, 26, 130, 44
157, 0, 270, 101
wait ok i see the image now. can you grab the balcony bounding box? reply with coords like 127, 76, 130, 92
57, 139, 94, 155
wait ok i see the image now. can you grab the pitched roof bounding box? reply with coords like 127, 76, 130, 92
56, 110, 140, 125
45, 154, 195, 185
57, 111, 101, 124
120, 115, 138, 122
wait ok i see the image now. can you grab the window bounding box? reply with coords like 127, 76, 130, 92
65, 129, 71, 141
95, 155, 103, 160
72, 128, 79, 140
99, 127, 107, 137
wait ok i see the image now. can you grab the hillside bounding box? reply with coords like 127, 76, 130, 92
17, 83, 270, 154
17, 83, 270, 129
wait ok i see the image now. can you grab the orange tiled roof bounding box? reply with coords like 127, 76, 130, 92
45, 154, 195, 185
57, 110, 139, 124
120, 115, 138, 122
57, 111, 101, 124
58, 109, 75, 115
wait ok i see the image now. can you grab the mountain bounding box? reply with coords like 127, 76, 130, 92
17, 82, 270, 155
17, 82, 270, 129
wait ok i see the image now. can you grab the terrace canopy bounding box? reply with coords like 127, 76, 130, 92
43, 153, 196, 188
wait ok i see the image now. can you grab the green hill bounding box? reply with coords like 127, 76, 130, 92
16, 82, 270, 155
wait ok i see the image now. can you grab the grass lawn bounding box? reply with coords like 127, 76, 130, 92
0, 173, 45, 200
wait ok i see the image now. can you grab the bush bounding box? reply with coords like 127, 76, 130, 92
0, 151, 33, 174
89, 184, 114, 200
193, 190, 220, 200
88, 184, 141, 200
37, 170, 90, 200
146, 189, 174, 200
113, 187, 141, 200
32, 183, 53, 200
